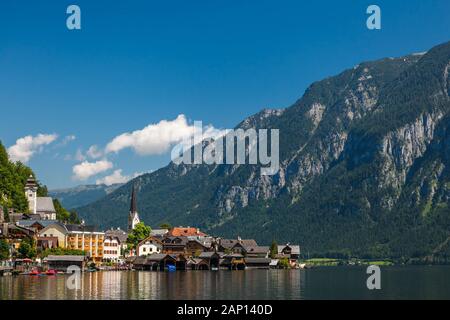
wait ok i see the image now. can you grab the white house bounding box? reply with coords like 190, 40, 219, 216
137, 236, 162, 256
103, 236, 122, 263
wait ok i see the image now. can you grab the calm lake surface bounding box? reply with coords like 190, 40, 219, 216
1, 266, 450, 300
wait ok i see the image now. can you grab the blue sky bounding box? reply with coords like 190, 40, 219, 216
1, 0, 449, 189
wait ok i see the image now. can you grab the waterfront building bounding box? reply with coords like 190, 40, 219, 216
186, 238, 211, 257
218, 238, 258, 254
137, 236, 162, 256
244, 258, 271, 269
221, 254, 246, 270
44, 255, 87, 272
6, 224, 36, 252
103, 235, 122, 263
132, 254, 177, 271
245, 246, 270, 258
162, 236, 188, 255
66, 224, 105, 263
105, 228, 128, 257
198, 252, 220, 270
38, 222, 68, 248
37, 236, 60, 250
277, 244, 301, 263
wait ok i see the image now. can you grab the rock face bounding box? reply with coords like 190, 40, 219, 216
78, 41, 450, 259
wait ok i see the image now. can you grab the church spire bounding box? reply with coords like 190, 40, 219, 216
130, 184, 137, 214
128, 184, 140, 232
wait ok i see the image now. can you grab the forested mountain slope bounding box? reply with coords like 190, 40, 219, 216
78, 41, 450, 260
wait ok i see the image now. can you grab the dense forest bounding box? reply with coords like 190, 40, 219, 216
0, 141, 79, 223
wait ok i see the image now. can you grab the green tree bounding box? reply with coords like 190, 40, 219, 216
270, 240, 278, 259
159, 222, 172, 230
278, 258, 290, 269
40, 248, 85, 258
18, 238, 36, 259
37, 185, 48, 197
1, 205, 9, 223
0, 142, 37, 212
0, 239, 10, 260
69, 210, 81, 224
127, 222, 152, 248
53, 199, 71, 222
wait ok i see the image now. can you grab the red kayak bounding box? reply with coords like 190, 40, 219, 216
29, 269, 40, 276
46, 269, 57, 276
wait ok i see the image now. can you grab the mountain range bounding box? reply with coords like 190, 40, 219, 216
76, 41, 450, 261
49, 184, 123, 209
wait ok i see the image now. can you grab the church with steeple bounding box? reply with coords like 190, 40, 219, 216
24, 175, 57, 220
127, 185, 140, 232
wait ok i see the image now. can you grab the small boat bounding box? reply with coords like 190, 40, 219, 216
46, 269, 57, 276
167, 265, 176, 272
29, 269, 41, 276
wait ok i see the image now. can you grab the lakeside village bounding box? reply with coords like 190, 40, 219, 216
0, 176, 301, 276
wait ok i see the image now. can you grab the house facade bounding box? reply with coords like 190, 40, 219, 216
38, 222, 68, 248
137, 236, 162, 256
103, 236, 122, 263
162, 236, 188, 255
66, 225, 105, 263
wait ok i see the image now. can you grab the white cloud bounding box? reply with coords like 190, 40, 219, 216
95, 169, 145, 186
86, 145, 103, 159
61, 135, 76, 145
72, 160, 113, 181
75, 149, 86, 162
8, 133, 58, 163
105, 114, 211, 156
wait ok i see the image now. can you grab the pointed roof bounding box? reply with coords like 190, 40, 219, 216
25, 175, 37, 188
130, 184, 137, 213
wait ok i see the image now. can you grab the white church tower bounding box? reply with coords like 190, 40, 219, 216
128, 184, 140, 232
25, 175, 38, 214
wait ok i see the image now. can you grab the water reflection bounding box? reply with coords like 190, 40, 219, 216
1, 267, 449, 300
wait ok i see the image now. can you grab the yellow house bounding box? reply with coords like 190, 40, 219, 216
38, 222, 68, 248
38, 223, 105, 263
65, 225, 105, 263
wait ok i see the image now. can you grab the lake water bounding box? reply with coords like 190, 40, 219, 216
1, 266, 449, 300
